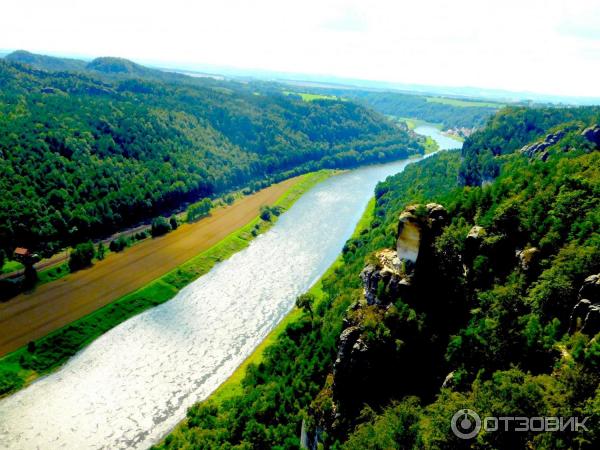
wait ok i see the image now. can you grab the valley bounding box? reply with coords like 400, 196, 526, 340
0, 143, 460, 448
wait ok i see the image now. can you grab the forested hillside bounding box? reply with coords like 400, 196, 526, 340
284, 88, 501, 129
157, 107, 599, 449
0, 55, 423, 257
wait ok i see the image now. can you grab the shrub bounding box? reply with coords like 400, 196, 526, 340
169, 215, 178, 230
68, 241, 95, 271
151, 217, 171, 237
109, 236, 128, 252
187, 198, 212, 222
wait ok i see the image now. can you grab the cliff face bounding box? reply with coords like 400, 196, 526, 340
360, 203, 448, 306
318, 204, 449, 431
569, 273, 600, 335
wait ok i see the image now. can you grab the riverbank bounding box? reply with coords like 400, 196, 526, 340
157, 197, 376, 445
0, 170, 335, 398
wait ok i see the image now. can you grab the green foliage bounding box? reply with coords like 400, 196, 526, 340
169, 215, 178, 230
0, 365, 24, 396
343, 398, 423, 449
292, 88, 500, 128
151, 217, 171, 237
296, 293, 315, 320
158, 107, 599, 449
187, 198, 212, 222
68, 241, 94, 271
109, 236, 128, 252
459, 106, 600, 185
0, 58, 423, 259
96, 242, 106, 260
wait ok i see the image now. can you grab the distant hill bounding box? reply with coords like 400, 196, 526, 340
4, 50, 87, 71
282, 87, 502, 129
86, 56, 157, 76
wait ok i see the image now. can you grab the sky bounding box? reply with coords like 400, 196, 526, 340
2, 0, 600, 97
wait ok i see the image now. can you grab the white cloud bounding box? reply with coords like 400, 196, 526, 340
1, 0, 599, 97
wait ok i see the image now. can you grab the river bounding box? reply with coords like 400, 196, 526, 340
0, 128, 461, 450
414, 124, 463, 150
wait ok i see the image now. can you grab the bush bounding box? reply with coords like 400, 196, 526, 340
96, 242, 106, 260
169, 215, 178, 230
109, 236, 128, 252
260, 207, 272, 221
0, 367, 23, 396
68, 241, 95, 271
187, 198, 212, 222
151, 216, 171, 237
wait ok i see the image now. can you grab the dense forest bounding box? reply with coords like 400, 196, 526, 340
283, 88, 502, 129
157, 107, 599, 449
0, 52, 424, 258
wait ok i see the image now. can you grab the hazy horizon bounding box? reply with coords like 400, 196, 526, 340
2, 0, 600, 99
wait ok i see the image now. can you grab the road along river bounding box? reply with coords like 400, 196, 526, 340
0, 130, 461, 450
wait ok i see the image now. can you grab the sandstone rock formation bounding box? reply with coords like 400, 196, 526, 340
520, 130, 565, 161
516, 247, 540, 272
361, 204, 448, 306
569, 273, 600, 335
581, 125, 600, 148
465, 225, 486, 259
360, 249, 409, 305
396, 203, 447, 263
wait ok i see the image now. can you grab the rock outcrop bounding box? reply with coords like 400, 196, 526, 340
361, 204, 448, 306
569, 273, 600, 335
516, 247, 540, 272
520, 130, 566, 161
360, 249, 409, 305
332, 203, 448, 414
396, 203, 447, 263
581, 125, 600, 148
465, 225, 486, 259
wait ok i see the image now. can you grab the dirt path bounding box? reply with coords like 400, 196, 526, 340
0, 177, 300, 357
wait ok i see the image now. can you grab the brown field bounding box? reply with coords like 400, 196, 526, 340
0, 177, 300, 357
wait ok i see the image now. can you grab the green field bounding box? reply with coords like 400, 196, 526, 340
1, 260, 23, 275
396, 116, 443, 130
283, 91, 338, 102
425, 96, 503, 108
0, 170, 335, 398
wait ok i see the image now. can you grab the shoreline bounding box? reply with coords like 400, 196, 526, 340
158, 197, 377, 445
0, 170, 336, 399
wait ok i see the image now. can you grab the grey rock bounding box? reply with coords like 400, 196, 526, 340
581, 125, 600, 148
569, 273, 600, 335
520, 130, 566, 159
579, 273, 600, 303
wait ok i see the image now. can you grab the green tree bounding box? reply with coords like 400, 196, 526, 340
169, 215, 178, 230
69, 241, 95, 271
296, 293, 315, 321
96, 242, 106, 260
109, 236, 128, 252
151, 217, 171, 237
187, 198, 212, 222
260, 206, 272, 222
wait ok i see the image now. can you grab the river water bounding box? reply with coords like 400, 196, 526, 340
0, 129, 461, 450
414, 125, 463, 151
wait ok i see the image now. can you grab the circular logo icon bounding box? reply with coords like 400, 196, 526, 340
451, 409, 481, 439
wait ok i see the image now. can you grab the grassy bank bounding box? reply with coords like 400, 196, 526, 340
0, 170, 335, 398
